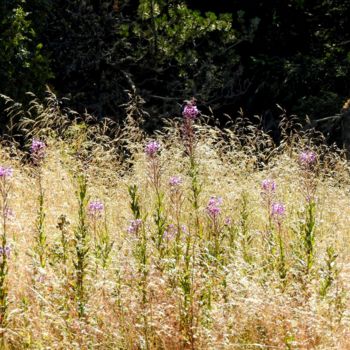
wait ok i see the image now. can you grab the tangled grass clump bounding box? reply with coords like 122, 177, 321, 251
0, 96, 350, 349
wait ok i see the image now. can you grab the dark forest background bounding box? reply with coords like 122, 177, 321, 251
1, 0, 349, 142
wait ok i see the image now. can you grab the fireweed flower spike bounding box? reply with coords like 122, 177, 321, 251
299, 151, 317, 168
4, 208, 14, 220
261, 179, 276, 193
206, 196, 223, 219
31, 139, 46, 163
88, 200, 104, 218
4, 246, 11, 259
182, 100, 199, 120
145, 140, 162, 192
127, 219, 143, 234
299, 150, 317, 202
0, 167, 13, 178
145, 140, 161, 158
0, 246, 11, 259
182, 99, 199, 158
169, 176, 182, 187
271, 202, 286, 220
224, 217, 232, 226
261, 179, 277, 221
206, 196, 223, 258
163, 224, 176, 240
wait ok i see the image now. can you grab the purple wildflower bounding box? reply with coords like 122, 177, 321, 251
261, 179, 276, 193
182, 101, 199, 120
31, 139, 46, 155
127, 219, 142, 234
163, 224, 176, 240
145, 141, 160, 157
88, 200, 104, 218
271, 202, 286, 219
299, 151, 317, 167
0, 245, 11, 259
169, 176, 182, 187
4, 246, 11, 258
206, 196, 223, 219
224, 217, 232, 226
4, 207, 14, 219
30, 139, 46, 162
0, 166, 13, 178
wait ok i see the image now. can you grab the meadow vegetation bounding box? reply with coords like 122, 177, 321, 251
0, 95, 350, 349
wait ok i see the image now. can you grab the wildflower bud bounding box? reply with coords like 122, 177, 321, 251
145, 141, 161, 158
224, 217, 232, 226
88, 200, 104, 218
4, 246, 11, 258
299, 151, 317, 168
127, 219, 143, 234
271, 202, 286, 219
0, 245, 11, 259
206, 196, 223, 219
31, 139, 46, 163
0, 166, 13, 178
261, 179, 276, 193
182, 101, 199, 120
4, 208, 14, 219
163, 224, 176, 240
169, 176, 182, 187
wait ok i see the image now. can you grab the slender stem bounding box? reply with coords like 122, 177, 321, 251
0, 176, 10, 333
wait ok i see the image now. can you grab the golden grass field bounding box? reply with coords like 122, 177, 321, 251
1, 96, 350, 349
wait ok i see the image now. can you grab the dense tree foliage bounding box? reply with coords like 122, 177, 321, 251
0, 0, 51, 100
43, 0, 129, 118
1, 0, 349, 135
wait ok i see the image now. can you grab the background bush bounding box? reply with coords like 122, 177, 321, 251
1, 0, 349, 138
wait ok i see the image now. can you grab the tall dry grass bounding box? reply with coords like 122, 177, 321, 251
0, 93, 350, 349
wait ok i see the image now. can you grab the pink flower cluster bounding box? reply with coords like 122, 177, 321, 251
182, 101, 199, 120
169, 176, 182, 187
4, 208, 14, 219
299, 151, 316, 167
127, 219, 142, 234
163, 224, 176, 240
31, 139, 46, 162
224, 217, 232, 226
145, 141, 160, 157
206, 196, 223, 219
261, 179, 276, 193
271, 202, 286, 219
88, 200, 104, 217
0, 166, 13, 178
0, 245, 11, 259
